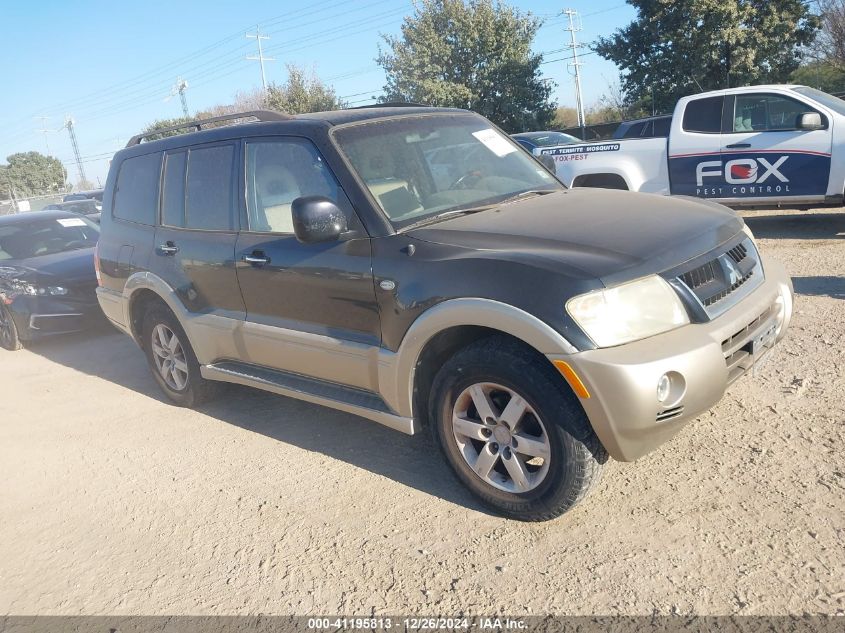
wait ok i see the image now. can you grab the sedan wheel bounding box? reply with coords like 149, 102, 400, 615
0, 305, 22, 351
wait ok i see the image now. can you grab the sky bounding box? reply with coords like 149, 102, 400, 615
0, 0, 635, 189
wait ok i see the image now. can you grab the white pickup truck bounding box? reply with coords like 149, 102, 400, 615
540, 85, 845, 207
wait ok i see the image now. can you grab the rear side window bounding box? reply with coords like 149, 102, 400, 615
185, 144, 236, 231
161, 151, 187, 227
113, 152, 161, 225
682, 97, 724, 134
653, 117, 672, 137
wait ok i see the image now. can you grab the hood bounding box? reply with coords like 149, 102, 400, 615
407, 189, 743, 285
0, 247, 96, 285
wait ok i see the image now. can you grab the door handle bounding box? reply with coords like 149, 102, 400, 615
158, 242, 178, 255
726, 143, 752, 149
242, 253, 270, 265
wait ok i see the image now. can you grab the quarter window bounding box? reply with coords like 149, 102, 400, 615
185, 144, 236, 231
161, 151, 187, 227
732, 94, 823, 132
245, 139, 341, 233
682, 97, 724, 134
113, 152, 161, 225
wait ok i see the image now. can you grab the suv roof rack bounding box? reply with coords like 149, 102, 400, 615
125, 110, 293, 147
349, 101, 431, 109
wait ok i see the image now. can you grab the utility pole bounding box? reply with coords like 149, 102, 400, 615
246, 25, 275, 95
60, 116, 86, 184
563, 9, 587, 139
35, 116, 53, 155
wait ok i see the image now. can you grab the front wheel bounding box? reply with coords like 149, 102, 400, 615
429, 336, 606, 521
0, 305, 22, 351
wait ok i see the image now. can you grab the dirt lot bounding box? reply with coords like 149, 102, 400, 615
0, 208, 843, 617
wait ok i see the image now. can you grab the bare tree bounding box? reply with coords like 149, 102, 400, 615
813, 0, 845, 68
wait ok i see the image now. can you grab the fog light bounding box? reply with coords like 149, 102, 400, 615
657, 374, 672, 403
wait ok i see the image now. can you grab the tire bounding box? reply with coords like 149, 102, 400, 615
0, 304, 23, 351
429, 336, 607, 521
141, 303, 217, 407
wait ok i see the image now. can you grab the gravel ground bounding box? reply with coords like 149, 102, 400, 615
0, 208, 843, 617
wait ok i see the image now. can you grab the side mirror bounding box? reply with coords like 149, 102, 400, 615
291, 196, 348, 244
798, 112, 823, 131
536, 154, 557, 173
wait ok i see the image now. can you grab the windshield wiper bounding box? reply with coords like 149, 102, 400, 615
399, 205, 497, 232
500, 189, 558, 205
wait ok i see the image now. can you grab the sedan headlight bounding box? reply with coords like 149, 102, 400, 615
5, 280, 68, 297
566, 275, 689, 348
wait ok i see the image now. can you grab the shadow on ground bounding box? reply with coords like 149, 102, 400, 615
22, 329, 487, 514
743, 211, 845, 240
792, 276, 845, 300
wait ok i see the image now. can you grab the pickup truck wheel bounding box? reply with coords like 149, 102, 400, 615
0, 305, 22, 351
429, 336, 606, 521
141, 305, 216, 407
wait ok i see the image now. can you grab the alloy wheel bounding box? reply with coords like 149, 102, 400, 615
0, 307, 13, 348
451, 382, 552, 494
151, 324, 189, 391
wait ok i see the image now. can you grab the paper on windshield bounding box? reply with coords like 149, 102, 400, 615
472, 128, 517, 157
57, 218, 86, 227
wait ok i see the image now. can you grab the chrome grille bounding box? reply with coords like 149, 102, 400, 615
675, 238, 762, 318
721, 304, 778, 384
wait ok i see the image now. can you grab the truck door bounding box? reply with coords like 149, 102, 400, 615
667, 95, 725, 198
717, 93, 833, 202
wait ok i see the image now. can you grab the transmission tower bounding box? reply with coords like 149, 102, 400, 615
35, 116, 53, 155
61, 116, 86, 184
246, 25, 275, 95
168, 77, 190, 117
563, 9, 587, 136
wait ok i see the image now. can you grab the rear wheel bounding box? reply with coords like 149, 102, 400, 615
141, 304, 216, 407
429, 336, 606, 521
0, 305, 22, 351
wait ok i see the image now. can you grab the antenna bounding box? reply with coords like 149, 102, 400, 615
246, 25, 275, 95
563, 8, 587, 139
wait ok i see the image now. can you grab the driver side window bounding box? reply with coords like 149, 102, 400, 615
245, 139, 341, 233
733, 94, 823, 132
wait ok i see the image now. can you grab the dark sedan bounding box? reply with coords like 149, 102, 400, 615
511, 131, 580, 152
0, 210, 101, 351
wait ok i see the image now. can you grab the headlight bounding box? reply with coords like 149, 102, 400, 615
566, 275, 690, 348
5, 280, 67, 297
742, 223, 756, 244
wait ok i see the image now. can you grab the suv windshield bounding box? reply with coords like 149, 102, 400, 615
333, 113, 562, 229
0, 216, 99, 261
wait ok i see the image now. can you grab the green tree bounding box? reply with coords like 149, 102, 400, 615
0, 152, 67, 198
791, 60, 845, 92
377, 0, 556, 132
265, 65, 346, 114
596, 0, 821, 112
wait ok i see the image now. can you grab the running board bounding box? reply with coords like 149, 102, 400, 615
201, 361, 417, 435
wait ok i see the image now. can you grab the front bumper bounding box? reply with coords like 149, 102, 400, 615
550, 255, 794, 462
3, 294, 104, 341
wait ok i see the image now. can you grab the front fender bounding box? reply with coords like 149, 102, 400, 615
377, 297, 578, 418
